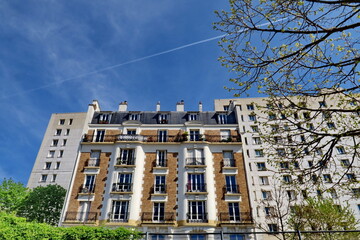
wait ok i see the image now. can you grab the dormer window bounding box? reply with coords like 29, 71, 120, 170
188, 114, 197, 121
158, 114, 168, 124
218, 114, 228, 124
99, 113, 111, 124
129, 113, 140, 121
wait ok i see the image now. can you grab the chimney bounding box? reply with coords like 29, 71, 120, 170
118, 101, 128, 112
176, 100, 185, 111
198, 101, 203, 112
156, 101, 161, 111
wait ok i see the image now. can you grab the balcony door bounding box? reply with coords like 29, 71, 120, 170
77, 201, 91, 222
117, 174, 132, 192
158, 130, 167, 142
188, 201, 206, 222
153, 202, 165, 221
228, 202, 240, 221
189, 130, 200, 141
187, 149, 204, 165
84, 175, 95, 192
95, 130, 105, 142
188, 174, 205, 192
154, 175, 166, 193
111, 201, 128, 222
120, 149, 134, 165
225, 175, 238, 193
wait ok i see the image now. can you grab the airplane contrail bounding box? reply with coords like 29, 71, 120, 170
1, 17, 288, 99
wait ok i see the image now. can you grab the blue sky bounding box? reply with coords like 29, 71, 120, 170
0, 0, 251, 184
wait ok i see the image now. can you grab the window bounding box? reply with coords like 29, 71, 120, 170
323, 174, 332, 183
341, 159, 350, 167
40, 175, 47, 182
315, 148, 323, 156
319, 101, 327, 108
118, 149, 135, 165
330, 189, 338, 199
151, 235, 165, 240
259, 176, 269, 185
251, 125, 259, 132
293, 113, 299, 119
65, 129, 70, 136
277, 148, 286, 156
308, 161, 313, 167
336, 146, 346, 154
158, 130, 167, 142
274, 136, 282, 144
189, 130, 200, 141
265, 207, 275, 217
307, 123, 314, 130
268, 224, 278, 232
352, 188, 360, 197
51, 139, 58, 147
304, 147, 310, 155
303, 112, 310, 119
268, 113, 276, 120
346, 173, 356, 181
218, 114, 228, 124
158, 114, 168, 124
225, 175, 239, 193
255, 149, 264, 157
300, 135, 306, 142
99, 113, 111, 123
286, 190, 296, 200
62, 139, 67, 146
223, 151, 235, 167
153, 202, 165, 221
220, 130, 231, 141
262, 191, 271, 200
230, 235, 245, 240
228, 202, 240, 221
279, 162, 289, 170
44, 162, 51, 170
55, 129, 62, 136
283, 175, 292, 183
223, 105, 229, 111
55, 162, 60, 170
187, 174, 205, 192
113, 174, 132, 192
280, 113, 286, 119
248, 114, 257, 121
257, 162, 266, 171
95, 130, 105, 142
51, 174, 57, 182
253, 137, 262, 145
58, 150, 64, 158
154, 176, 166, 194
156, 150, 167, 167
187, 149, 204, 165
129, 113, 140, 121
293, 161, 300, 169
327, 122, 335, 129
188, 113, 198, 121
188, 201, 207, 222
59, 119, 65, 125
127, 129, 136, 135
69, 119, 73, 125
83, 175, 96, 193
77, 201, 91, 222
190, 235, 206, 240
48, 151, 55, 158
110, 201, 129, 222
247, 104, 254, 110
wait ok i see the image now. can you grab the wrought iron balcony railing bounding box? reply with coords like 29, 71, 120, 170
116, 157, 135, 166
153, 184, 167, 194
154, 159, 167, 167
219, 212, 253, 224
185, 157, 205, 165
79, 184, 95, 194
186, 183, 207, 192
187, 213, 208, 223
64, 211, 97, 222
141, 212, 175, 223
108, 212, 129, 222
86, 158, 100, 167
223, 158, 236, 167
224, 185, 240, 194
112, 183, 132, 192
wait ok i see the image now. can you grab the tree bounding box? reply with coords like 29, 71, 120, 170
214, 1, 360, 183
288, 197, 360, 240
0, 178, 28, 213
18, 184, 66, 225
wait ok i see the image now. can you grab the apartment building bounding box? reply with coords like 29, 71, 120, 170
215, 96, 360, 233
58, 100, 254, 240
27, 112, 88, 189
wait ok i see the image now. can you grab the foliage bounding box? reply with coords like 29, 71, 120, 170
0, 178, 28, 213
287, 197, 360, 240
215, 0, 360, 185
0, 211, 142, 240
17, 184, 66, 225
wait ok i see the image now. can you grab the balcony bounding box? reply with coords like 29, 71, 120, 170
153, 184, 167, 194
219, 212, 253, 225
185, 157, 205, 166
141, 212, 175, 224
186, 183, 207, 193
86, 158, 100, 167
187, 213, 208, 223
223, 159, 236, 167
82, 134, 242, 143
79, 184, 95, 194
64, 211, 97, 222
223, 185, 240, 194
116, 157, 135, 166
108, 212, 129, 222
153, 159, 167, 168
112, 183, 132, 193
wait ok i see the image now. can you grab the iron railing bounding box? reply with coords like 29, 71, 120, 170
187, 213, 208, 223
86, 158, 100, 167
223, 185, 240, 194
153, 184, 167, 194
79, 184, 95, 193
108, 212, 129, 222
219, 212, 253, 224
223, 158, 236, 167
141, 212, 175, 223
112, 183, 132, 192
64, 211, 97, 222
186, 183, 207, 192
116, 157, 135, 165
154, 159, 167, 167
185, 157, 205, 165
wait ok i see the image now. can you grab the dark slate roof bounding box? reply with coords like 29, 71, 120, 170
91, 111, 237, 125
